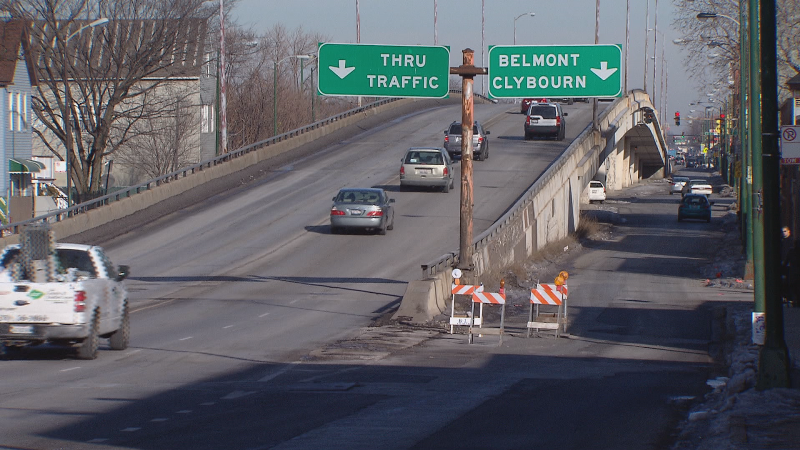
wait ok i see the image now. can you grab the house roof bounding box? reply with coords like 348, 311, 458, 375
0, 19, 37, 87
788, 72, 800, 90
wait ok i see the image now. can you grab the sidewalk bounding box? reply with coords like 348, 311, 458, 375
663, 169, 800, 449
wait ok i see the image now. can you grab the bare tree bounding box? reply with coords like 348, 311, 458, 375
224, 23, 361, 150
673, 0, 800, 103
113, 85, 199, 182
2, 0, 220, 202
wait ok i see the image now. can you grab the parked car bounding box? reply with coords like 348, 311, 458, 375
443, 121, 490, 161
678, 193, 712, 222
586, 180, 606, 204
669, 176, 690, 195
524, 102, 567, 140
399, 147, 455, 193
330, 188, 395, 235
681, 179, 713, 197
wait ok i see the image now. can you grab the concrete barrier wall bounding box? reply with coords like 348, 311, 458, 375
395, 92, 662, 323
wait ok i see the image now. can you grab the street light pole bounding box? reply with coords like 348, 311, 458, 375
273, 55, 310, 136
53, 18, 109, 209
513, 12, 535, 46
755, 0, 791, 390
697, 10, 752, 277
217, 0, 229, 153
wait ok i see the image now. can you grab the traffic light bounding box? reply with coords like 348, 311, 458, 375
674, 111, 681, 126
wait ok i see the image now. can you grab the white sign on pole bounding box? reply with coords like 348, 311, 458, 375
780, 125, 800, 164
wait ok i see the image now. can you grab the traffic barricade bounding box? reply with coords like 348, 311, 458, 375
450, 282, 479, 333
528, 283, 568, 338
469, 289, 506, 344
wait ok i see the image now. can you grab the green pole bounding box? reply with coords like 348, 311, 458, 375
743, 0, 754, 279
750, 0, 764, 316
756, 0, 791, 390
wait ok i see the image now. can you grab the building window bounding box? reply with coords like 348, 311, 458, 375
8, 92, 14, 131
201, 104, 215, 133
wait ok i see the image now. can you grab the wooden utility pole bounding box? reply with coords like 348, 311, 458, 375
450, 49, 487, 270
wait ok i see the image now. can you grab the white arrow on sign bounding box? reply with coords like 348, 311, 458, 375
329, 60, 355, 79
590, 61, 618, 81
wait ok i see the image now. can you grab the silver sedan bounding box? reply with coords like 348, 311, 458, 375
330, 188, 395, 235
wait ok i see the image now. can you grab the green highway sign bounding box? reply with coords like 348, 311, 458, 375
487, 44, 623, 99
317, 43, 450, 98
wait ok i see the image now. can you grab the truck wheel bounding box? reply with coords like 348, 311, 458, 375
0, 344, 23, 360
108, 306, 130, 351
76, 312, 99, 360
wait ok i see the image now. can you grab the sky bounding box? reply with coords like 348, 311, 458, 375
231, 0, 703, 136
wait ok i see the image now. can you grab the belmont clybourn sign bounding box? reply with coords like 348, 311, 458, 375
317, 43, 450, 98
487, 44, 623, 99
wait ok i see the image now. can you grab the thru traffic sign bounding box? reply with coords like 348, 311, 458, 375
317, 43, 450, 98
487, 44, 623, 99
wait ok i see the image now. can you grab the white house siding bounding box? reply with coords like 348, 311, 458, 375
4, 47, 34, 197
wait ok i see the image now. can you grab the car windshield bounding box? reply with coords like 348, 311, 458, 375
405, 151, 443, 165
336, 190, 382, 204
590, 182, 603, 188
448, 124, 479, 134
528, 106, 557, 118
690, 179, 708, 185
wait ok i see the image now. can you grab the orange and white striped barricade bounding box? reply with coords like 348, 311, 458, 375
450, 282, 479, 333
469, 290, 506, 344
528, 283, 568, 338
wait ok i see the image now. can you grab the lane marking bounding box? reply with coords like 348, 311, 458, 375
176, 410, 192, 414
60, 367, 81, 372
223, 325, 234, 329
151, 418, 169, 422
259, 361, 301, 382
121, 427, 141, 432
200, 402, 216, 406
87, 438, 108, 443
179, 337, 192, 341
222, 390, 255, 400
259, 313, 270, 318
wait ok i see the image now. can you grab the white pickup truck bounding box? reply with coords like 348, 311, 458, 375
0, 243, 130, 359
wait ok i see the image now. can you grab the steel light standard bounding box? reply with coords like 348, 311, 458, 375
52, 18, 109, 209
513, 12, 535, 45
273, 55, 310, 136
697, 10, 752, 281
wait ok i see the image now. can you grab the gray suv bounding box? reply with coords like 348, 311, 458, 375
443, 121, 490, 161
524, 102, 567, 141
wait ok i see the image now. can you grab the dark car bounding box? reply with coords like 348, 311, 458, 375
678, 193, 712, 222
330, 188, 395, 235
524, 102, 567, 140
443, 121, 490, 161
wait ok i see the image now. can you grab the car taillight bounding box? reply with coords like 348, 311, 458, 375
443, 167, 449, 175
525, 116, 530, 125
400, 166, 405, 175
477, 136, 483, 144
74, 290, 87, 312
366, 211, 384, 217
556, 116, 562, 126
444, 136, 449, 143
330, 208, 345, 216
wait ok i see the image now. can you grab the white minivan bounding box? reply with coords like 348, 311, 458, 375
587, 180, 606, 204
